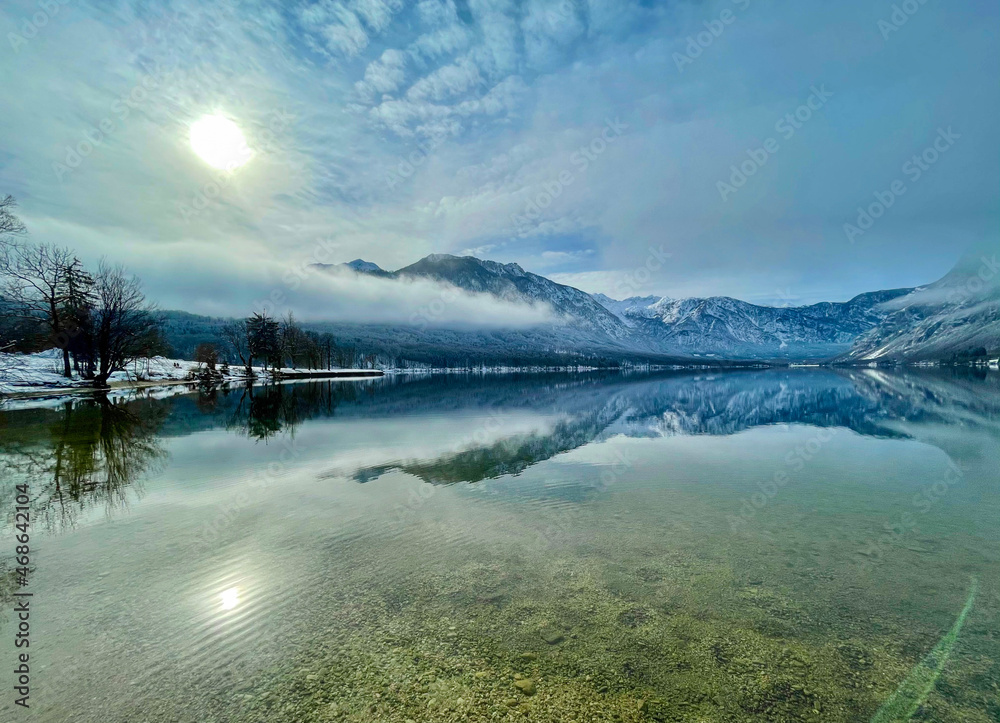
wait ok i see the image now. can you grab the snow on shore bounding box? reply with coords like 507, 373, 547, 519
0, 349, 204, 393
0, 349, 380, 403
1, 349, 623, 412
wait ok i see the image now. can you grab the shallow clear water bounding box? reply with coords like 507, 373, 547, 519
1, 369, 998, 722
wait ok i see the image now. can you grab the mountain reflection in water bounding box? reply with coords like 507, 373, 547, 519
330, 368, 1000, 486
3, 367, 997, 501
0, 366, 992, 550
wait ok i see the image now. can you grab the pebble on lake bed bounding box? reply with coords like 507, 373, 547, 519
513, 678, 536, 695
539, 626, 565, 645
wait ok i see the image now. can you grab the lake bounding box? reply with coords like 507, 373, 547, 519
1, 368, 997, 722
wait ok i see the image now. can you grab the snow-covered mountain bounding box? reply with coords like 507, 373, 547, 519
589, 294, 664, 324
314, 252, 994, 362
593, 289, 912, 359
395, 254, 630, 340
841, 252, 1000, 362
319, 254, 631, 340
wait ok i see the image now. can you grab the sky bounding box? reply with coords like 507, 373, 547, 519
0, 0, 997, 321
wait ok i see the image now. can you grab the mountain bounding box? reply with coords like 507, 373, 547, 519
395, 254, 630, 340
304, 254, 644, 364
310, 251, 993, 364
841, 253, 1000, 363
324, 253, 913, 360
161, 248, 990, 366
590, 294, 664, 321
341, 259, 393, 277
593, 289, 912, 359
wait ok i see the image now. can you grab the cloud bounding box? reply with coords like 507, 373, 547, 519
458, 243, 497, 257
296, 0, 403, 58
541, 250, 595, 262
355, 49, 409, 100
408, 21, 473, 60
415, 0, 458, 28
406, 55, 484, 102
877, 248, 1000, 311
285, 266, 559, 328
352, 0, 402, 33
520, 0, 585, 70
319, 7, 370, 57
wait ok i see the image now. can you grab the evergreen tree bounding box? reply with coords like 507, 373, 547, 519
247, 311, 280, 371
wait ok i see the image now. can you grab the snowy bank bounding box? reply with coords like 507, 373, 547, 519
0, 349, 382, 403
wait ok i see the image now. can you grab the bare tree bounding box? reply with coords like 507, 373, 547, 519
0, 195, 29, 364
221, 319, 253, 377
63, 258, 97, 376
280, 311, 308, 369
0, 241, 78, 377
321, 332, 335, 370
0, 195, 27, 240
91, 262, 161, 387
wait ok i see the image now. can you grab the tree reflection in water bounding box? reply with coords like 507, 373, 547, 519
225, 381, 348, 441
0, 396, 168, 533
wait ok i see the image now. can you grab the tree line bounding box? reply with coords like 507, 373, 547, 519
2, 192, 609, 380
212, 311, 354, 378
0, 195, 165, 387
0, 193, 367, 384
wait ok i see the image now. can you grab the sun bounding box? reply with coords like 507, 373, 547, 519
190, 114, 252, 170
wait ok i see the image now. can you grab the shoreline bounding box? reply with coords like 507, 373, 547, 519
2, 360, 995, 412
1, 371, 386, 399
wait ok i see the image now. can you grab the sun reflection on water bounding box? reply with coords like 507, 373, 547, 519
220, 587, 240, 611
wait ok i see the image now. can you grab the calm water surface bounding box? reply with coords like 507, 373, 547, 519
0, 369, 997, 722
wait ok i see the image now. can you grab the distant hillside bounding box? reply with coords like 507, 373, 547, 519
154, 309, 690, 369
157, 310, 233, 360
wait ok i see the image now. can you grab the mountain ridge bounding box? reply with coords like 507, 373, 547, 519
312, 253, 925, 361
156, 252, 995, 366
